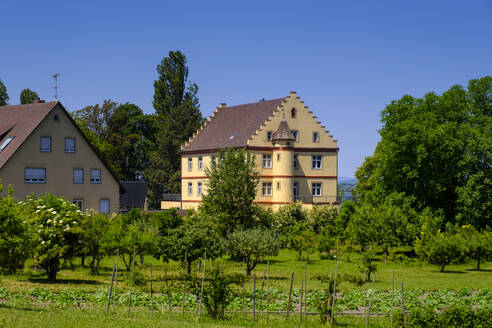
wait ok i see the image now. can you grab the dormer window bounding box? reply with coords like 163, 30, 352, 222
267, 131, 273, 141
291, 108, 297, 118
54, 114, 60, 122
0, 136, 14, 152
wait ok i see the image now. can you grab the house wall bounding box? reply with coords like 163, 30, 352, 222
176, 92, 338, 210
0, 104, 120, 213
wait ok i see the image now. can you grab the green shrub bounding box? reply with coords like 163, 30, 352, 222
440, 305, 477, 328
125, 270, 146, 287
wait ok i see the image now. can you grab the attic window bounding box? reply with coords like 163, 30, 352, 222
291, 108, 297, 118
229, 133, 237, 140
0, 136, 14, 152
54, 114, 60, 122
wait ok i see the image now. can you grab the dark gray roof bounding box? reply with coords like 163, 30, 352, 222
120, 181, 148, 208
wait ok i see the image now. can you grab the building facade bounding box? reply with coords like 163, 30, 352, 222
0, 101, 121, 213
163, 92, 338, 210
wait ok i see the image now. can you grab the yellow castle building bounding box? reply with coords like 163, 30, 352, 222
162, 92, 338, 210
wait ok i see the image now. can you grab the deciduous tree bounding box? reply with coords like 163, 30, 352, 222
20, 88, 39, 104
0, 79, 8, 106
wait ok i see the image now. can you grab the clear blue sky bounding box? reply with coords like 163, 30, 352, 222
1, 0, 491, 178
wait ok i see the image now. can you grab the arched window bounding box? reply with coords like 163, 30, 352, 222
291, 108, 297, 118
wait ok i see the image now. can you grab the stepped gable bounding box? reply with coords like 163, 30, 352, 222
0, 102, 57, 168
182, 98, 284, 152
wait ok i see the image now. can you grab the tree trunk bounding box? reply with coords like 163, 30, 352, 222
81, 255, 85, 268
477, 257, 481, 271
90, 256, 96, 275
187, 261, 191, 275
298, 250, 302, 260
47, 269, 57, 281
440, 264, 445, 272
140, 254, 144, 265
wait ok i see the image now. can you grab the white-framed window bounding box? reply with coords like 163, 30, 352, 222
291, 130, 298, 141
65, 137, 75, 153
188, 158, 193, 171
267, 131, 273, 141
73, 168, 84, 184
312, 182, 322, 196
0, 136, 14, 152
293, 155, 298, 169
73, 199, 84, 210
24, 168, 46, 183
197, 182, 202, 196
90, 169, 101, 184
312, 155, 322, 169
262, 182, 272, 196
187, 182, 193, 196
313, 132, 320, 143
262, 154, 272, 168
293, 182, 299, 198
198, 157, 203, 171
40, 137, 51, 152
99, 199, 110, 214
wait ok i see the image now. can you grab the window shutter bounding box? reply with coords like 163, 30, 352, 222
99, 199, 110, 213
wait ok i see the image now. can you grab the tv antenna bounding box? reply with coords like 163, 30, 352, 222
52, 73, 60, 100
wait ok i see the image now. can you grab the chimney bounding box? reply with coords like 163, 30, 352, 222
33, 99, 45, 104
219, 103, 227, 108
289, 91, 297, 97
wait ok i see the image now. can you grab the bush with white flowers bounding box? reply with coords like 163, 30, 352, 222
25, 193, 84, 280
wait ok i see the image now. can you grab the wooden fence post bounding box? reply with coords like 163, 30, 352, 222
106, 264, 116, 313
112, 248, 119, 307
127, 245, 136, 315
401, 283, 405, 325
252, 273, 256, 321
197, 255, 207, 321
366, 273, 375, 327
286, 272, 294, 320
331, 250, 339, 327
150, 263, 153, 315
391, 271, 395, 328
299, 279, 303, 324
266, 260, 270, 323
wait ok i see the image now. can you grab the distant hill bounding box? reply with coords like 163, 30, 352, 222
338, 177, 357, 201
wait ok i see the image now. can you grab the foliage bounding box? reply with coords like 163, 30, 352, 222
314, 274, 336, 323
201, 148, 260, 235
460, 225, 492, 271
415, 226, 468, 272
0, 79, 8, 105
225, 228, 280, 276
358, 246, 378, 281
164, 212, 223, 274
80, 212, 110, 275
19, 88, 39, 104
0, 184, 29, 272
24, 194, 84, 280
146, 50, 203, 205
355, 76, 492, 230
308, 204, 338, 234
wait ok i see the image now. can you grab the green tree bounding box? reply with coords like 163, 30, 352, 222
200, 148, 260, 235
20, 88, 39, 104
80, 212, 110, 275
358, 245, 378, 281
73, 100, 117, 138
146, 50, 203, 206
26, 194, 84, 280
0, 79, 8, 106
461, 226, 492, 271
226, 228, 280, 276
356, 76, 492, 229
0, 183, 29, 273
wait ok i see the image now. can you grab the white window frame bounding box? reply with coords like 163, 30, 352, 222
312, 155, 322, 169
73, 168, 84, 184
99, 199, 110, 214
24, 168, 46, 183
73, 199, 84, 210
312, 182, 322, 197
187, 182, 193, 196
293, 155, 298, 169
40, 137, 51, 152
65, 137, 76, 153
90, 169, 101, 184
198, 157, 203, 171
197, 182, 202, 196
188, 158, 193, 171
262, 154, 272, 168
262, 182, 272, 196
313, 132, 320, 143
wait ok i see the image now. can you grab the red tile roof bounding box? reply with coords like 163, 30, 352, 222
182, 98, 284, 152
0, 102, 58, 168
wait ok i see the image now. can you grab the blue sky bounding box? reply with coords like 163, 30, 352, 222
1, 0, 491, 178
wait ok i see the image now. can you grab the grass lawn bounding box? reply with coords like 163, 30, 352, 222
1, 248, 490, 294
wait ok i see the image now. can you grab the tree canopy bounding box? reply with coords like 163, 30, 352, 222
356, 76, 492, 230
0, 79, 8, 106
20, 88, 39, 104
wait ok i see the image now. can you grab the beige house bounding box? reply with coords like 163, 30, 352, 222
0, 101, 121, 213
162, 92, 338, 210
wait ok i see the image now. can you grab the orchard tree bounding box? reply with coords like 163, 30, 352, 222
146, 50, 203, 206
20, 88, 39, 104
0, 183, 29, 272
461, 226, 492, 271
80, 212, 110, 275
226, 228, 280, 276
26, 194, 84, 280
0, 79, 8, 105
200, 148, 260, 235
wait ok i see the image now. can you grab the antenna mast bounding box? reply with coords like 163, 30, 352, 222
52, 73, 60, 100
